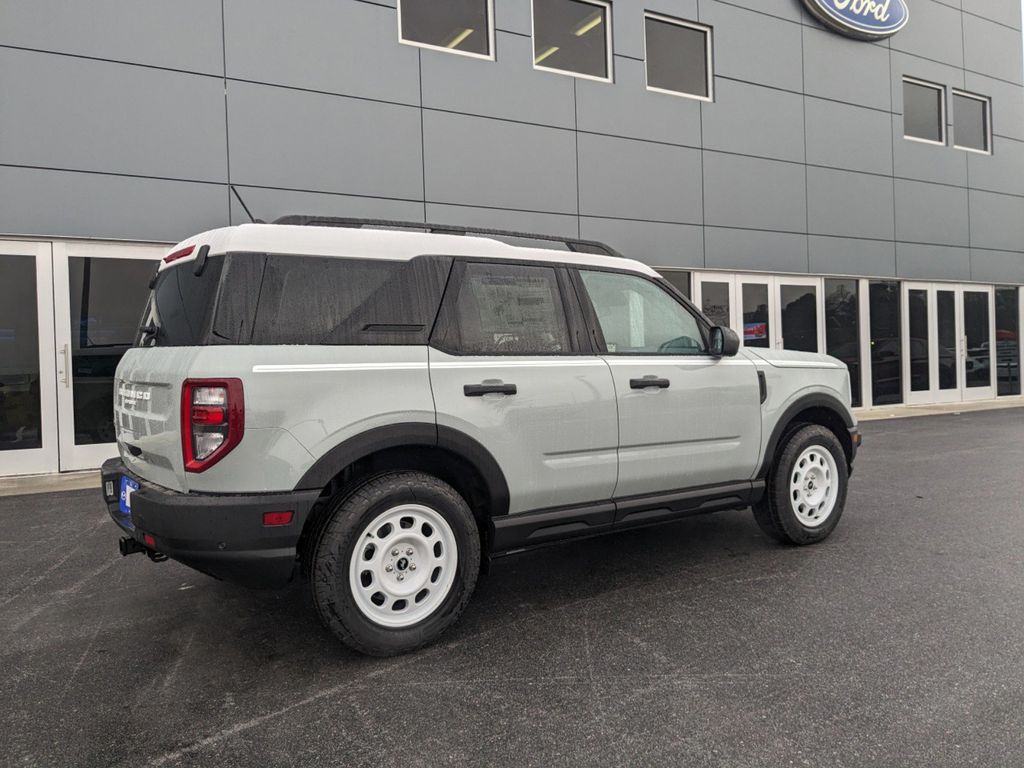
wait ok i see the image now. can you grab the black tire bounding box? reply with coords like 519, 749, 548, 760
752, 424, 848, 546
311, 471, 480, 656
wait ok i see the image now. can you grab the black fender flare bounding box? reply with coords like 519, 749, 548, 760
757, 393, 855, 479
294, 422, 510, 518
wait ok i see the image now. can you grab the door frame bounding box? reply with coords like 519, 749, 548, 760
900, 282, 997, 405
0, 241, 59, 476
52, 241, 165, 472
960, 284, 997, 402
774, 275, 825, 353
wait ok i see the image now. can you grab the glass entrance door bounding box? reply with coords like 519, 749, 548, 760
776, 277, 824, 353
0, 242, 58, 476
901, 283, 996, 405
962, 286, 996, 402
52, 242, 164, 471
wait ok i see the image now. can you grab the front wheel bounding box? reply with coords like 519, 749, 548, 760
311, 471, 480, 656
752, 424, 848, 545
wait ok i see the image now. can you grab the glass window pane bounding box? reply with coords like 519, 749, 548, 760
445, 263, 570, 355
903, 80, 944, 143
645, 16, 709, 98
400, 0, 491, 56
954, 93, 989, 152
964, 291, 991, 389
68, 257, 155, 445
700, 281, 730, 329
581, 271, 706, 355
937, 290, 958, 391
780, 284, 818, 353
825, 279, 861, 408
251, 255, 451, 346
660, 270, 691, 298
870, 281, 902, 406
145, 256, 223, 346
996, 287, 1020, 396
908, 289, 930, 392
741, 283, 770, 349
533, 0, 609, 79
0, 255, 42, 452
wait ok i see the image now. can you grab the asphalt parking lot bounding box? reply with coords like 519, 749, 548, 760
3, 410, 1024, 768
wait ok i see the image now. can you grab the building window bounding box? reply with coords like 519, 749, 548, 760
869, 280, 902, 406
644, 14, 712, 101
398, 0, 494, 59
532, 0, 612, 82
659, 270, 691, 298
996, 287, 1021, 396
902, 77, 945, 145
825, 279, 862, 408
952, 91, 992, 154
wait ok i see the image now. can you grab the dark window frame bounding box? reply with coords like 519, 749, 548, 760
643, 12, 714, 102
531, 0, 614, 83
952, 89, 992, 155
140, 251, 456, 348
902, 76, 947, 146
430, 258, 591, 357
397, 0, 496, 61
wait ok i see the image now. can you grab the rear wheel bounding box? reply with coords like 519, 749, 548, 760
753, 424, 848, 545
311, 471, 480, 656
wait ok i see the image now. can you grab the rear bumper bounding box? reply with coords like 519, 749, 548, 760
100, 458, 321, 589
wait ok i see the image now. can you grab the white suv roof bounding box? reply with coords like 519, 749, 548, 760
162, 223, 659, 277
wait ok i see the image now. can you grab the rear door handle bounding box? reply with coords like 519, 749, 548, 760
630, 376, 670, 390
464, 383, 517, 397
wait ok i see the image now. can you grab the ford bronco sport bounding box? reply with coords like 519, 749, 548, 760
100, 217, 860, 656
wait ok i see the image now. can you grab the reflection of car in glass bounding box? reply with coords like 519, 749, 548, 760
72, 344, 129, 444
871, 337, 902, 400
995, 334, 1020, 385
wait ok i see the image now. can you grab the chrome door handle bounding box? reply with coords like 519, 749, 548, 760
59, 343, 70, 388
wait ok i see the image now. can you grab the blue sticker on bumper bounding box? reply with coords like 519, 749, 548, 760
119, 476, 139, 529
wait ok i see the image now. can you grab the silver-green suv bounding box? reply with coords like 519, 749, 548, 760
100, 217, 860, 656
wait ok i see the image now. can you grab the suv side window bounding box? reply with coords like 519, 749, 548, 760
579, 270, 707, 355
249, 254, 452, 345
438, 262, 572, 355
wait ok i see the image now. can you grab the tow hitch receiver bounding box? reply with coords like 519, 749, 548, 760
119, 536, 146, 556
119, 536, 168, 562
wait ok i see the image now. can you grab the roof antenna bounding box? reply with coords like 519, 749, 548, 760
230, 185, 264, 224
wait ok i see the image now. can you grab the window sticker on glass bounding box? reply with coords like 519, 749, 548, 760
446, 263, 571, 355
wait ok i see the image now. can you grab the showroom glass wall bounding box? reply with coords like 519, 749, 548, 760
2, 240, 1023, 478
660, 269, 1022, 411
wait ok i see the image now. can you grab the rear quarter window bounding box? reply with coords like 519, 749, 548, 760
250, 254, 453, 345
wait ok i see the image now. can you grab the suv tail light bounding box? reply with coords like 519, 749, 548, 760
181, 379, 244, 472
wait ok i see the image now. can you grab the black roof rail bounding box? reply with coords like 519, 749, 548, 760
270, 215, 624, 259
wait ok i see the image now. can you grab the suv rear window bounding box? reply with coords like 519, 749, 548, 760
138, 253, 452, 347
139, 255, 226, 347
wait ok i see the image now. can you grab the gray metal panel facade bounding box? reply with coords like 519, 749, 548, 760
1, 0, 1022, 282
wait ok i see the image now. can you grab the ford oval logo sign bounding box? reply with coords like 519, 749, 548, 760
801, 0, 909, 40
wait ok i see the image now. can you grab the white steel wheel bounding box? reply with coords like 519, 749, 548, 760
348, 503, 459, 628
789, 445, 839, 528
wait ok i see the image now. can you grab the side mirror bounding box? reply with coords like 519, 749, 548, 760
709, 326, 740, 357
